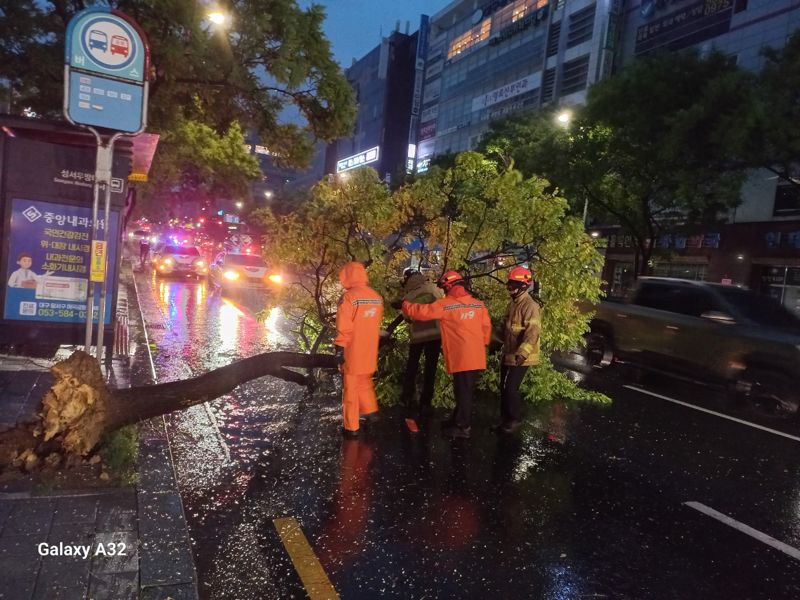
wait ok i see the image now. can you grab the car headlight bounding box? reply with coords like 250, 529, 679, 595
163, 258, 173, 265
267, 274, 283, 284
195, 260, 205, 267
150, 236, 158, 243
224, 270, 240, 280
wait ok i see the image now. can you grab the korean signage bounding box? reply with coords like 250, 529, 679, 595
472, 74, 540, 112
606, 232, 720, 250
336, 146, 380, 173
419, 121, 437, 141
421, 105, 439, 123
4, 199, 119, 324
635, 0, 733, 55
64, 7, 149, 132
411, 19, 428, 121
423, 79, 442, 105
765, 231, 800, 250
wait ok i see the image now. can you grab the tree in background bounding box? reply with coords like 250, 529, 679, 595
252, 168, 400, 354
133, 120, 261, 220
749, 31, 800, 190
252, 154, 607, 405
1, 0, 355, 209
482, 50, 753, 276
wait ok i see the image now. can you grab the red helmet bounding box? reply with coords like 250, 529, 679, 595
507, 266, 532, 284
438, 270, 465, 290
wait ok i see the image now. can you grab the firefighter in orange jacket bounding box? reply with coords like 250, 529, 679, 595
334, 262, 384, 438
402, 270, 491, 439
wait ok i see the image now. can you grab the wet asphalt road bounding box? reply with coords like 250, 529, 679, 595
134, 272, 800, 600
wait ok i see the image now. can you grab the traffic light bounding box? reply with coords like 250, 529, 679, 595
217, 209, 224, 216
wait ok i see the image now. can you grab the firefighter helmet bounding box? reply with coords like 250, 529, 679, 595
438, 270, 465, 290
507, 266, 532, 284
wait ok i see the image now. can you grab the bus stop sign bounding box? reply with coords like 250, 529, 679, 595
64, 8, 150, 133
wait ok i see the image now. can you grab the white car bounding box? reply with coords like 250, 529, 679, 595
209, 251, 283, 292
152, 245, 208, 278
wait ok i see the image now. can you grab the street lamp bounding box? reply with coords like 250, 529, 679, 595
263, 190, 273, 200
556, 110, 571, 126
235, 201, 243, 209
207, 11, 228, 26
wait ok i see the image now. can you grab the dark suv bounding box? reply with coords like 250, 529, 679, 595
588, 278, 800, 414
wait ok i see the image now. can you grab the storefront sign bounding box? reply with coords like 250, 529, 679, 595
336, 146, 380, 173
635, 0, 733, 55
765, 231, 800, 250
421, 105, 439, 123
472, 74, 540, 112
419, 121, 437, 141
4, 198, 118, 323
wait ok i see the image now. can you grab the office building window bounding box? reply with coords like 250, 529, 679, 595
448, 18, 492, 59
773, 183, 800, 216
566, 3, 596, 48
560, 54, 590, 96
541, 67, 556, 103
547, 21, 561, 57
494, 0, 549, 32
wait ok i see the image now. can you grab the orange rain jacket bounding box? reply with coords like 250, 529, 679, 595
334, 262, 384, 375
402, 285, 491, 374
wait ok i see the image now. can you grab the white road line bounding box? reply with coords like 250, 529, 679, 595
684, 502, 800, 561
623, 385, 800, 443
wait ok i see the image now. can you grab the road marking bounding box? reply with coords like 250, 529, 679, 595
684, 502, 800, 561
623, 385, 800, 443
273, 517, 339, 600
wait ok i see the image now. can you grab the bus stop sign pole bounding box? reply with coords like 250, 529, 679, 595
63, 7, 150, 362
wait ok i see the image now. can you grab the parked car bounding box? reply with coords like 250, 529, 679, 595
208, 251, 283, 293
151, 245, 208, 278
586, 277, 800, 414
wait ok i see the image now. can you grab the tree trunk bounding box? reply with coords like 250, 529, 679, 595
0, 350, 340, 472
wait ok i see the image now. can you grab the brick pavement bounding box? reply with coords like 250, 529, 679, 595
0, 262, 199, 599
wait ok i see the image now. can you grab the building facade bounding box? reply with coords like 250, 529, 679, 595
326, 27, 422, 182
415, 0, 623, 171
600, 0, 800, 315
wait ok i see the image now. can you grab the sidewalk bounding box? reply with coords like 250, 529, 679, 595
0, 262, 199, 599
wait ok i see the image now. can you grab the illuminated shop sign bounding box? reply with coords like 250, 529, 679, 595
336, 146, 380, 173
419, 121, 437, 141
472, 73, 540, 112
635, 0, 733, 55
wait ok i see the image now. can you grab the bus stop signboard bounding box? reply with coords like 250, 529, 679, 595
64, 7, 149, 132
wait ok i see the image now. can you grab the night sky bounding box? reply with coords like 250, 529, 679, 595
299, 0, 442, 66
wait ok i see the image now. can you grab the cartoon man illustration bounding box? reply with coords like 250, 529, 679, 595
7, 253, 53, 288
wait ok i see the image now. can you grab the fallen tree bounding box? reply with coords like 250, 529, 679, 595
0, 350, 339, 472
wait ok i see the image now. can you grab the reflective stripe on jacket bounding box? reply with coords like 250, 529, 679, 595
335, 262, 384, 375
401, 273, 443, 344
402, 286, 490, 374
502, 292, 541, 366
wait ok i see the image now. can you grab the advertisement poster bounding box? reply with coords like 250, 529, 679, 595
4, 198, 119, 324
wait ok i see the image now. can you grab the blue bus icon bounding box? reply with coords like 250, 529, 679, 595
88, 30, 108, 52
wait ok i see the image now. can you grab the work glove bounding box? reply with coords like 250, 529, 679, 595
514, 354, 527, 366
389, 299, 403, 310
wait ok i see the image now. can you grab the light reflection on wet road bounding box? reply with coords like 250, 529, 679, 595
135, 272, 800, 599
